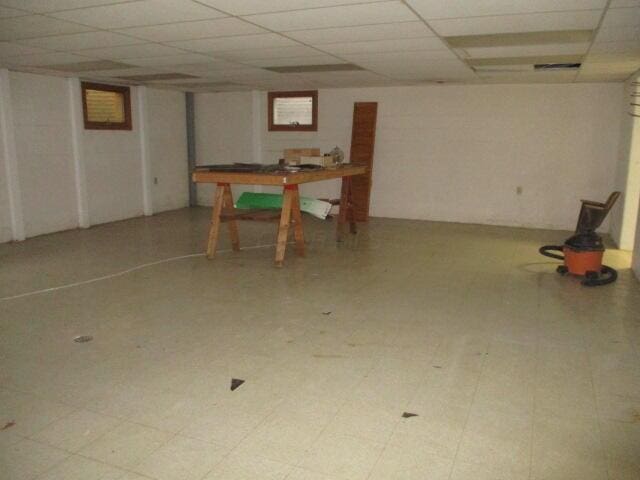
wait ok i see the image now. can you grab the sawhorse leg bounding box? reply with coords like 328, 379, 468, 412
337, 176, 357, 241
206, 182, 239, 259
275, 184, 305, 267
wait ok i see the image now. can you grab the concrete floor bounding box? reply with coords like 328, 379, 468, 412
0, 207, 639, 480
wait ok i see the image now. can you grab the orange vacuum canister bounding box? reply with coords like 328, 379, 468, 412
539, 192, 620, 287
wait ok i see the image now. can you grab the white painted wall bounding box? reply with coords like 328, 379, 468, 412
147, 88, 189, 213
194, 91, 255, 205
0, 71, 189, 243
10, 72, 79, 238
82, 88, 144, 226
610, 73, 640, 250
196, 83, 624, 231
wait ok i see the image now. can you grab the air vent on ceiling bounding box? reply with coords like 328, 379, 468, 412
263, 63, 364, 73
534, 63, 582, 70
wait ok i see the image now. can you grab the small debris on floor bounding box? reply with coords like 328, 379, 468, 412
1, 420, 16, 430
230, 378, 245, 391
432, 365, 442, 369
73, 335, 93, 343
402, 412, 418, 418
322, 311, 332, 315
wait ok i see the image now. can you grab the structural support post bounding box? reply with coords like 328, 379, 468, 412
68, 77, 90, 228
186, 92, 197, 207
0, 69, 25, 241
137, 86, 153, 216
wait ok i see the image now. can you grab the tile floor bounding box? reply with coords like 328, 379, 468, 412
0, 207, 639, 480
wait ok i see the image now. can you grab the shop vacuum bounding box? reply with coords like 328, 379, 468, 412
539, 192, 620, 287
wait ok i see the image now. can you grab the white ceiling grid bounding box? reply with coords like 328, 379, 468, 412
0, 0, 636, 91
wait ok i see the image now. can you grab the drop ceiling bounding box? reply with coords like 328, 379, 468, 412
0, 0, 638, 92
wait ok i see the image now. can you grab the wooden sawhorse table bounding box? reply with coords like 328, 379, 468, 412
191, 165, 368, 267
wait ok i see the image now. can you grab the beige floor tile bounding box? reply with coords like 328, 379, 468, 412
389, 394, 469, 460
31, 409, 122, 453
79, 421, 173, 469
600, 419, 640, 480
0, 438, 69, 480
1, 211, 638, 480
298, 432, 385, 480
531, 414, 608, 480
323, 399, 400, 443
285, 468, 337, 480
132, 435, 229, 480
0, 388, 76, 437
235, 413, 327, 465
450, 458, 529, 480
203, 452, 293, 480
179, 403, 267, 448
368, 442, 453, 480
454, 405, 532, 478
35, 455, 127, 480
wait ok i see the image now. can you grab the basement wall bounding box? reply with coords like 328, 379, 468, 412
0, 70, 188, 242
195, 82, 624, 231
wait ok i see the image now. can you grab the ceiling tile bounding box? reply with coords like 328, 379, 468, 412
478, 70, 576, 83
244, 1, 418, 32
74, 43, 187, 59
0, 5, 28, 17
0, 41, 48, 57
341, 49, 457, 65
429, 10, 603, 36
293, 70, 396, 87
600, 6, 640, 28
117, 17, 266, 42
0, 0, 143, 13
460, 42, 590, 58
43, 60, 135, 72
406, 0, 607, 20
195, 0, 388, 16
596, 25, 640, 42
167, 33, 298, 52
368, 59, 477, 80
51, 0, 227, 29
318, 37, 448, 55
19, 31, 144, 50
78, 66, 163, 77
125, 53, 216, 67
284, 22, 434, 44
2, 51, 94, 66
0, 15, 92, 41
609, 0, 640, 7
576, 71, 631, 81
245, 54, 344, 67
216, 45, 323, 61
590, 41, 640, 53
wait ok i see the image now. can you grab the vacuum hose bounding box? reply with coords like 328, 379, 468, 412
539, 245, 565, 260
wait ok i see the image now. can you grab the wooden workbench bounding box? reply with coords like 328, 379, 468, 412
192, 164, 367, 267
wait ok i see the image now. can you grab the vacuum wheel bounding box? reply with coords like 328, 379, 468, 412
585, 270, 599, 280
556, 265, 569, 275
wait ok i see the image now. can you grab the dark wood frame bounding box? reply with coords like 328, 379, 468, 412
268, 90, 318, 132
81, 81, 132, 131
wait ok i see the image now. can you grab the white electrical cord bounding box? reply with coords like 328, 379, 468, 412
0, 243, 278, 302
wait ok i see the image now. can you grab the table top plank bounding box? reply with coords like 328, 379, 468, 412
192, 164, 367, 185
